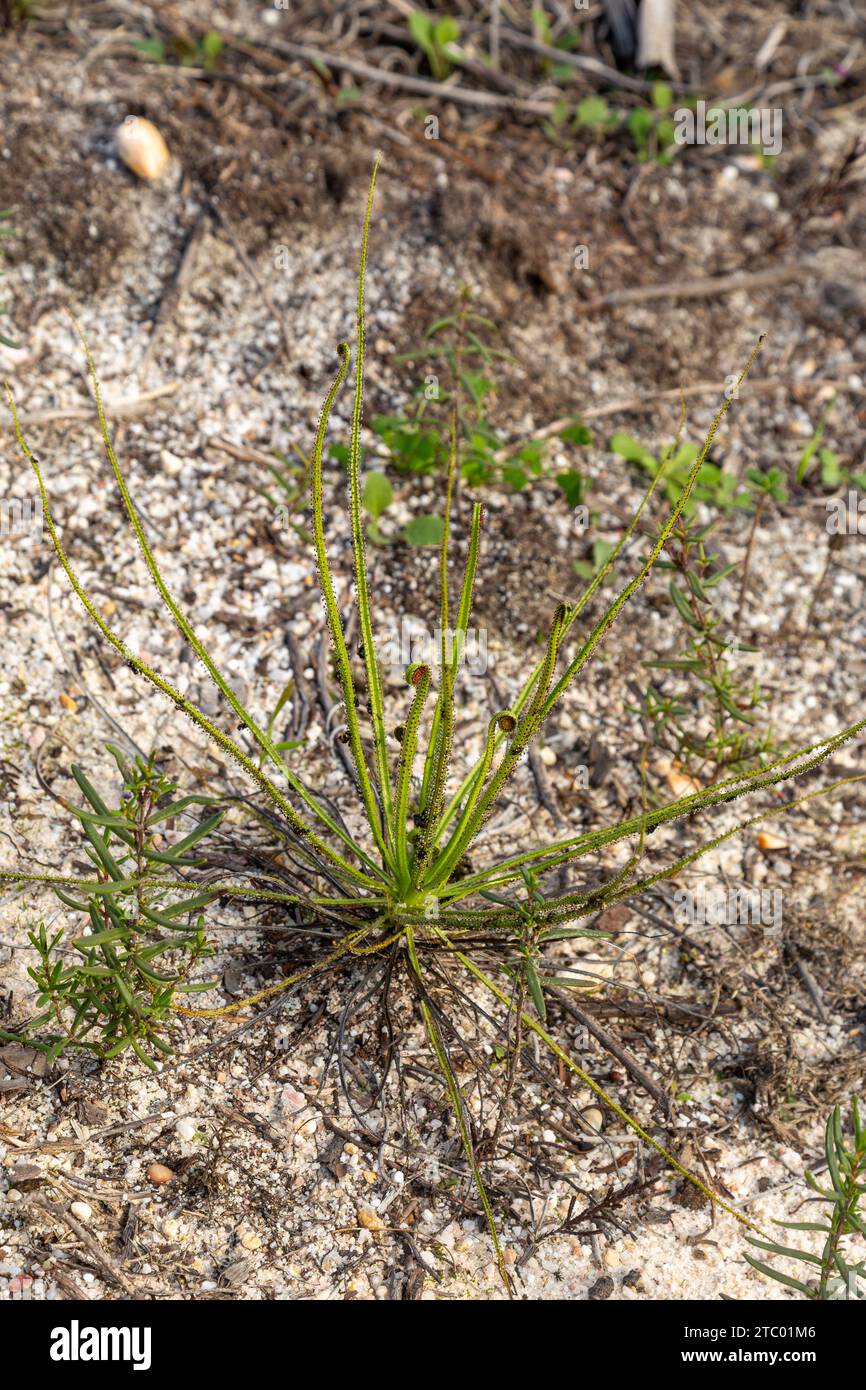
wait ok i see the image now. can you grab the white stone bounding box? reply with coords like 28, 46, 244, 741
161, 449, 184, 476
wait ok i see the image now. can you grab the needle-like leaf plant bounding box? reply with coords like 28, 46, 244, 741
0, 746, 220, 1068
737, 1097, 866, 1300
2, 159, 864, 1292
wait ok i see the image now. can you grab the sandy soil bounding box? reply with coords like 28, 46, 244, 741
0, 0, 864, 1301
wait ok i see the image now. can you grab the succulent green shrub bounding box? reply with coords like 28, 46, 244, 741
2, 160, 864, 1290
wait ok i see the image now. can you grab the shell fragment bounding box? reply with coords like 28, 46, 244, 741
117, 116, 170, 181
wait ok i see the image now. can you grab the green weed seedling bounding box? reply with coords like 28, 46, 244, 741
643, 513, 777, 775
627, 83, 678, 165
610, 428, 752, 517
408, 10, 461, 82
132, 28, 224, 70
620, 441, 787, 773
797, 394, 866, 491
362, 470, 444, 547
382, 285, 591, 497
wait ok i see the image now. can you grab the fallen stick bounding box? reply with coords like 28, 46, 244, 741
26, 1193, 136, 1295
786, 943, 830, 1024
498, 29, 675, 95
579, 375, 865, 422
248, 37, 562, 116
18, 382, 179, 427
549, 987, 672, 1117
206, 436, 281, 469
576, 263, 809, 315
491, 377, 858, 462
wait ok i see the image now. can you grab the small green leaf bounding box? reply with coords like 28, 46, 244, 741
148, 794, 219, 825
774, 1220, 832, 1233
200, 31, 224, 68
131, 37, 167, 62
652, 82, 674, 109
557, 423, 591, 445
363, 471, 393, 519
745, 1236, 823, 1267
669, 582, 701, 628
609, 431, 657, 468
819, 449, 843, 488
403, 515, 444, 546
71, 765, 112, 817
409, 11, 433, 47
71, 927, 128, 949
434, 17, 459, 45
82, 823, 127, 881
575, 96, 611, 127
555, 470, 585, 507
742, 1255, 815, 1295
159, 811, 223, 858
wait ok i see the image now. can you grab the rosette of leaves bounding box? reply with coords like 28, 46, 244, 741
3, 162, 865, 1291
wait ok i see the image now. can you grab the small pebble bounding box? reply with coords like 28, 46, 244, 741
70, 1201, 93, 1223
588, 1274, 615, 1300
175, 1118, 197, 1142
357, 1207, 386, 1232
160, 449, 184, 476
281, 1086, 306, 1113
667, 768, 701, 797
116, 116, 170, 180
582, 1107, 604, 1133
757, 831, 787, 851
146, 1163, 175, 1186
9, 1164, 42, 1185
